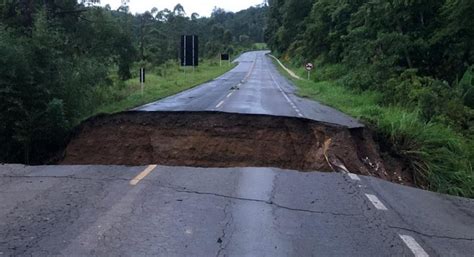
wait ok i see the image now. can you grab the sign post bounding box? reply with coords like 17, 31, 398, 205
192, 35, 195, 72
305, 63, 314, 80
140, 67, 145, 96
180, 35, 199, 75
220, 53, 230, 67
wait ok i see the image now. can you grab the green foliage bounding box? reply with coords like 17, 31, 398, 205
0, 2, 267, 163
373, 108, 472, 196
267, 0, 474, 196
136, 4, 267, 61
460, 66, 474, 108
267, 0, 473, 111
277, 61, 474, 197
0, 12, 72, 163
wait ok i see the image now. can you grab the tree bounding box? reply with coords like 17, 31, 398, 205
173, 4, 186, 17
223, 29, 233, 45
265, 0, 473, 130
0, 2, 268, 163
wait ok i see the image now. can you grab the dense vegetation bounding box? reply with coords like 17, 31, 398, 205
0, 0, 267, 164
266, 0, 473, 196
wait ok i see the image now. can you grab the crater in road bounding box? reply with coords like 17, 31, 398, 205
59, 111, 405, 182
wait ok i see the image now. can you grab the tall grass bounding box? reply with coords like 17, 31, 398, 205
375, 108, 473, 196
91, 60, 235, 116
274, 59, 474, 198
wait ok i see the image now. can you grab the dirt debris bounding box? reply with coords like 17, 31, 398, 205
60, 111, 407, 183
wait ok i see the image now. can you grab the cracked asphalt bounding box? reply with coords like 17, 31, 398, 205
1, 165, 473, 256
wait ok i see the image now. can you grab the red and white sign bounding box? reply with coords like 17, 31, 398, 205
305, 63, 314, 71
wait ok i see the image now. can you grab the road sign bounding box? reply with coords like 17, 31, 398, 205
180, 35, 199, 67
305, 63, 314, 80
220, 53, 230, 66
140, 68, 146, 96
221, 54, 230, 61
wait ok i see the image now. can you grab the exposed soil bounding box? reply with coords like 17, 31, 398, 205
60, 111, 410, 184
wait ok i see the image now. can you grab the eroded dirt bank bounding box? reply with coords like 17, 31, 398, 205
60, 111, 407, 182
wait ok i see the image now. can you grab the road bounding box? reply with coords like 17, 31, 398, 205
136, 51, 362, 128
1, 51, 473, 256
1, 165, 473, 256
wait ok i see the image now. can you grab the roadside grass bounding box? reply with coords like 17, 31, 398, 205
253, 43, 268, 50
93, 59, 235, 115
272, 58, 474, 198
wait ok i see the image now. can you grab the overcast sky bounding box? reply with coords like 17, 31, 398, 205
97, 0, 265, 17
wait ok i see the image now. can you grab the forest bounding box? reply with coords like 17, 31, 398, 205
266, 0, 473, 196
0, 0, 267, 164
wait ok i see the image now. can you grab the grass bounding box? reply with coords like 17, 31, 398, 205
273, 58, 474, 198
253, 43, 268, 50
93, 59, 235, 115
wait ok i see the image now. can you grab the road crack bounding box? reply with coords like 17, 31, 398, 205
0, 175, 130, 183
216, 201, 233, 257
158, 183, 358, 217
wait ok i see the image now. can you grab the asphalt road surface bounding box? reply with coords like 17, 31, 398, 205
1, 51, 473, 256
1, 165, 473, 256
136, 51, 362, 128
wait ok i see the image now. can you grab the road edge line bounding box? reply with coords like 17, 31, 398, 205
267, 54, 302, 80
348, 173, 361, 181
268, 70, 305, 118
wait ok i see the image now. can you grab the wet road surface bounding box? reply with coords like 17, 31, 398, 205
136, 51, 362, 128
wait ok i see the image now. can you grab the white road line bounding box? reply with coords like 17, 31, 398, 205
365, 194, 388, 210
399, 235, 429, 257
216, 100, 225, 108
226, 92, 233, 98
348, 173, 361, 181
268, 70, 305, 118
267, 54, 302, 80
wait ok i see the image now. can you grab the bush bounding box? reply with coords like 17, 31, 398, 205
312, 62, 347, 82
460, 66, 474, 108
374, 108, 473, 196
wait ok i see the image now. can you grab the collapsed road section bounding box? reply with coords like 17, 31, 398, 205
60, 111, 402, 181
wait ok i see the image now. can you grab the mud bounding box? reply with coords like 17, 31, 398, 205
60, 111, 407, 182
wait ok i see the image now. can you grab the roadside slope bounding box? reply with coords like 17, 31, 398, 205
270, 55, 474, 198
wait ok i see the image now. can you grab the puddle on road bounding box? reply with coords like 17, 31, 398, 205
58, 111, 398, 180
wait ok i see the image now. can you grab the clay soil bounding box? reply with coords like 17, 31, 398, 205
60, 111, 409, 183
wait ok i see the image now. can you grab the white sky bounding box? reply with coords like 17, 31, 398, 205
97, 0, 265, 17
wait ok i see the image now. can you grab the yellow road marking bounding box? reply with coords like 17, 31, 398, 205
130, 165, 157, 186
